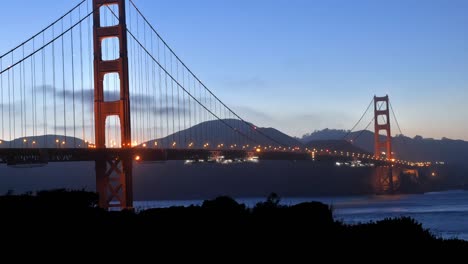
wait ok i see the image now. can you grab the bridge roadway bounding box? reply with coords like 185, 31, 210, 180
0, 148, 408, 168
0, 148, 309, 165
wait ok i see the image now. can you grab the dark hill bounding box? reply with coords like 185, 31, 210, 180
144, 119, 303, 148
0, 135, 88, 148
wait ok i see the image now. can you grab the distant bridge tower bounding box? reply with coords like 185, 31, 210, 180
374, 95, 395, 193
93, 0, 133, 209
374, 95, 392, 160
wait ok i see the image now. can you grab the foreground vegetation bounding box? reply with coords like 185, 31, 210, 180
0, 189, 466, 257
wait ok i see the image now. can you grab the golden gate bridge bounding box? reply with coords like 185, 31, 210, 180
0, 0, 438, 209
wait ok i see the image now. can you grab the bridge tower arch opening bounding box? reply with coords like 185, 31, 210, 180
93, 0, 132, 210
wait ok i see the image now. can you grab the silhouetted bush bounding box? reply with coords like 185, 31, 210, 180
36, 189, 98, 209
0, 190, 466, 255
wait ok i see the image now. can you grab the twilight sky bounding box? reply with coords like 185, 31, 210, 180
0, 0, 467, 140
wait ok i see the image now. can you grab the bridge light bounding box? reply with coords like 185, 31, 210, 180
256, 148, 261, 153
62, 141, 66, 145
143, 143, 147, 148
23, 139, 27, 143
135, 155, 141, 161
0, 140, 2, 144
32, 141, 36, 145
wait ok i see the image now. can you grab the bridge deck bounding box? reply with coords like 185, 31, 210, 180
0, 148, 421, 169
0, 148, 313, 165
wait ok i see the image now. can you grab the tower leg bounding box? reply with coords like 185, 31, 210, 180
95, 155, 133, 210
388, 166, 394, 193
375, 166, 395, 194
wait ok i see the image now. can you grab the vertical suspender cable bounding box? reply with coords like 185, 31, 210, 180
177, 60, 181, 147
150, 27, 156, 144
80, 5, 85, 145
182, 66, 187, 146
8, 60, 11, 146
20, 47, 24, 142
170, 53, 175, 145
187, 72, 192, 145
12, 53, 16, 145
30, 41, 34, 142
194, 74, 197, 146
137, 14, 143, 144
164, 46, 169, 145
62, 19, 67, 142
144, 22, 150, 144
71, 15, 77, 147
22, 47, 26, 143
32, 39, 36, 140
203, 83, 207, 145
158, 39, 163, 146
198, 81, 202, 146
53, 25, 57, 142
197, 79, 201, 146
209, 92, 212, 147
1, 57, 3, 142
129, 6, 135, 145
42, 32, 47, 146
214, 99, 217, 146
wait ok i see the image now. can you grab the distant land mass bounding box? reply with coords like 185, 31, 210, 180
142, 119, 303, 148
0, 135, 87, 149
299, 128, 468, 165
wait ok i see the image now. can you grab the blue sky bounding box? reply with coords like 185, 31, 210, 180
0, 0, 467, 140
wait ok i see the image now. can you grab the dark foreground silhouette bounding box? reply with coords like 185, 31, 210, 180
1, 190, 467, 259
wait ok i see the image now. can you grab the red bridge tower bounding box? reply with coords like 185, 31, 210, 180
374, 95, 395, 193
93, 0, 132, 209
